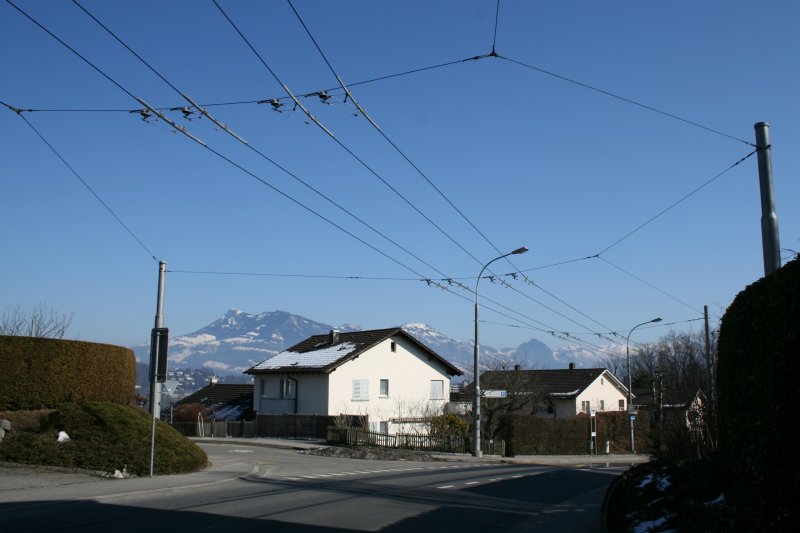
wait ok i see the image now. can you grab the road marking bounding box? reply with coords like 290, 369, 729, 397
465, 481, 480, 485
437, 485, 455, 489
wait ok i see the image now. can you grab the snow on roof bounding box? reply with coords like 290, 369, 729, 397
550, 389, 581, 397
251, 342, 358, 370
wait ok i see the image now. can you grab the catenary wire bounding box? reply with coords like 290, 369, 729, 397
498, 54, 755, 147
213, 0, 491, 269
599, 256, 703, 314
492, 0, 501, 53
71, 0, 455, 282
597, 149, 758, 255
286, 0, 628, 345
14, 0, 581, 345
8, 0, 443, 284
1, 101, 158, 263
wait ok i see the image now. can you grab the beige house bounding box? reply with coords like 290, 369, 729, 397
454, 365, 631, 419
245, 328, 462, 433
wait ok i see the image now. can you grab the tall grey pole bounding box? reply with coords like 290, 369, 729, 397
754, 122, 781, 276
149, 260, 166, 477
626, 317, 662, 453
704, 305, 714, 440
473, 247, 528, 457
149, 261, 167, 417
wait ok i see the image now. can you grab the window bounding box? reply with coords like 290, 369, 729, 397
599, 400, 605, 411
581, 401, 590, 414
352, 379, 369, 401
379, 421, 389, 434
260, 377, 268, 398
619, 399, 625, 411
379, 379, 389, 397
281, 378, 296, 399
430, 380, 444, 400
601, 378, 604, 385
390, 341, 397, 353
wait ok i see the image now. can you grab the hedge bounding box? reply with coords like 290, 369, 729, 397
0, 336, 136, 409
499, 411, 652, 456
717, 256, 799, 525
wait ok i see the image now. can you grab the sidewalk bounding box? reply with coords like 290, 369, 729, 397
191, 436, 651, 465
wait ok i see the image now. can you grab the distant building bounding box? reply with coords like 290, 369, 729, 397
175, 382, 254, 421
450, 364, 630, 419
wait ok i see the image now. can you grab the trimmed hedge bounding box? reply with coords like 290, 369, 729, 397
717, 257, 799, 526
499, 411, 652, 455
0, 336, 136, 410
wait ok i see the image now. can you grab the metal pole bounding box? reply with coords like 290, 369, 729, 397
754, 122, 781, 276
149, 260, 166, 477
704, 305, 714, 439
473, 247, 528, 457
626, 339, 634, 453
473, 297, 481, 457
626, 317, 662, 454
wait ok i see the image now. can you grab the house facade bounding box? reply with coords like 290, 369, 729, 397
454, 365, 631, 419
246, 328, 462, 434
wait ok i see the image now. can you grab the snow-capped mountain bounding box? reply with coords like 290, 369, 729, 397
133, 309, 617, 378
133, 309, 360, 374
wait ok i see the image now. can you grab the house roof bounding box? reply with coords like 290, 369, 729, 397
177, 383, 254, 406
246, 327, 463, 376
477, 368, 629, 399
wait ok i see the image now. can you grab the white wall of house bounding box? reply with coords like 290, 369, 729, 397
573, 372, 628, 416
254, 373, 330, 414
327, 336, 452, 432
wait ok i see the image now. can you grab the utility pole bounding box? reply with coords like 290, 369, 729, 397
754, 122, 781, 276
149, 261, 167, 417
149, 260, 166, 477
704, 305, 715, 442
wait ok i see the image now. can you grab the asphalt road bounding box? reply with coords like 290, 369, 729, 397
0, 442, 627, 532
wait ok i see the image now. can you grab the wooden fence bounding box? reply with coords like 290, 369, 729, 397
169, 414, 365, 439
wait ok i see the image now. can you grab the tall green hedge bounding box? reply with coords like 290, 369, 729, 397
0, 336, 136, 409
717, 256, 799, 524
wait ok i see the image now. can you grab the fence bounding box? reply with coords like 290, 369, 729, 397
170, 419, 257, 438
168, 414, 357, 439
326, 426, 505, 456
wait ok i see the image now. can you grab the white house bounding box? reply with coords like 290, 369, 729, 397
245, 328, 462, 434
455, 365, 631, 419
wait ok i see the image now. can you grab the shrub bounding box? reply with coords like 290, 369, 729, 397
0, 336, 135, 409
0, 401, 207, 476
717, 256, 799, 527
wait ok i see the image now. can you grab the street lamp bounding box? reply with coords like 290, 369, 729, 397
473, 246, 529, 457
626, 317, 662, 453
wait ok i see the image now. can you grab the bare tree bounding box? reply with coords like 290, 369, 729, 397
0, 302, 73, 338
479, 358, 546, 439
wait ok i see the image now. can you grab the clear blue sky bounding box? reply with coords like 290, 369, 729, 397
2, 0, 798, 352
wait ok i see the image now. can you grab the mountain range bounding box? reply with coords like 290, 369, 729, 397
133, 309, 619, 379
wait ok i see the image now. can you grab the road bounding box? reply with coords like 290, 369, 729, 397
0, 442, 627, 532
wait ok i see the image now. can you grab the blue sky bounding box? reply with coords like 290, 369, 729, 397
2, 0, 798, 352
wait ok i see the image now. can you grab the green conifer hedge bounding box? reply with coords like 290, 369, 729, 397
0, 336, 135, 409
717, 256, 799, 524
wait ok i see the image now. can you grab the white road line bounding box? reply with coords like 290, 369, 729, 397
465, 481, 480, 485
437, 485, 455, 489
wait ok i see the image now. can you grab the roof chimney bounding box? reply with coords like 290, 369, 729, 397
568, 362, 575, 370
329, 329, 340, 344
